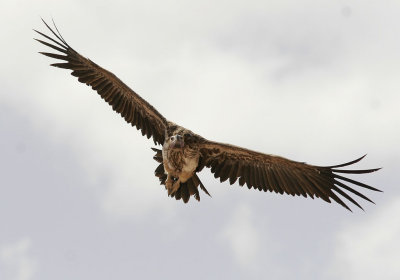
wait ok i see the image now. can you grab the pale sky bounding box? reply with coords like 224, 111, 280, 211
1, 1, 399, 279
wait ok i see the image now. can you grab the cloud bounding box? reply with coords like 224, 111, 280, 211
219, 204, 262, 270
0, 0, 395, 223
0, 238, 38, 280
0, 1, 397, 280
327, 197, 400, 280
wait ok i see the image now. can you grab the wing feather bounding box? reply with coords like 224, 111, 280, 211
35, 19, 167, 145
199, 140, 381, 210
229, 162, 239, 185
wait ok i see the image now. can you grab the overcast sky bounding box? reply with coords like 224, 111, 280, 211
1, 0, 399, 279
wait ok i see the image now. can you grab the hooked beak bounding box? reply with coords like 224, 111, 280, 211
171, 135, 184, 149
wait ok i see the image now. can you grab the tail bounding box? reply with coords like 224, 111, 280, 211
152, 148, 211, 203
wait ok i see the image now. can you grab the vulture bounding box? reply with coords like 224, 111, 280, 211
34, 19, 381, 211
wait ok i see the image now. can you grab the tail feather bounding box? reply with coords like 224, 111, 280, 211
152, 148, 210, 203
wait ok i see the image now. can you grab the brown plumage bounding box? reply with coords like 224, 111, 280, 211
35, 19, 382, 211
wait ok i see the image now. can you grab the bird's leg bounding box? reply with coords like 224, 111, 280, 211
165, 174, 174, 191
169, 178, 181, 196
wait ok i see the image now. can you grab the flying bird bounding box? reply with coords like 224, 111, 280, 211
34, 19, 381, 211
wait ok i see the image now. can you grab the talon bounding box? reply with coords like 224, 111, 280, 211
165, 174, 174, 190
169, 180, 181, 195
165, 174, 181, 196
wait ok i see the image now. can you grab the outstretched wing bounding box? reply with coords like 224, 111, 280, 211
198, 140, 381, 211
34, 19, 167, 145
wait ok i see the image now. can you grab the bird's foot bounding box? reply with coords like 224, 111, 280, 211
165, 175, 174, 190
168, 179, 181, 196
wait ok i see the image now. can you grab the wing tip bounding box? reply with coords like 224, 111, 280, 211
326, 154, 367, 168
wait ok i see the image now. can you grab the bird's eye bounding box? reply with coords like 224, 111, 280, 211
170, 136, 174, 141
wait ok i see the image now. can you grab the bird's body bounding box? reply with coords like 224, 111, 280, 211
161, 124, 202, 194
35, 19, 382, 210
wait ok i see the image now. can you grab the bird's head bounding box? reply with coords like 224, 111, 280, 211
169, 134, 185, 149
167, 131, 194, 149
165, 123, 196, 149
